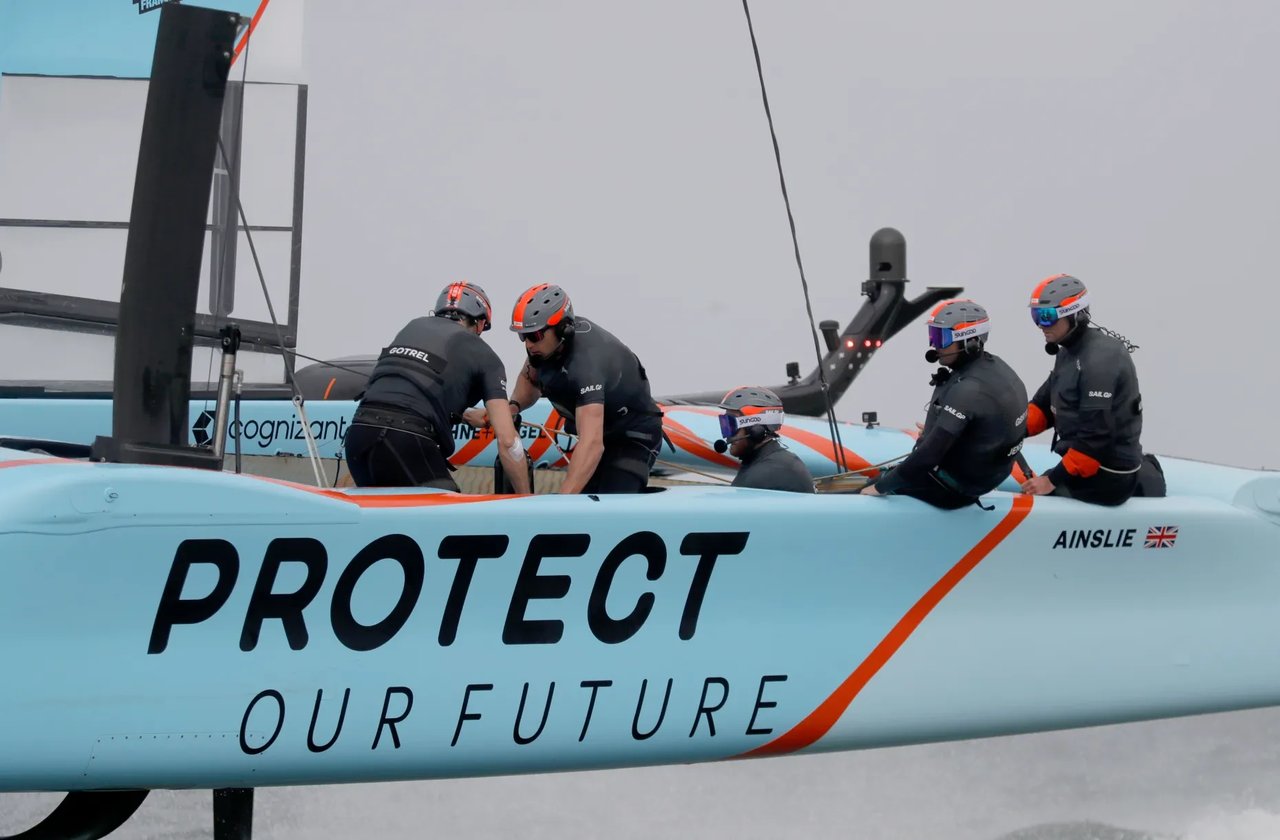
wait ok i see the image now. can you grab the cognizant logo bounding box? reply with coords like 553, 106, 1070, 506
193, 412, 351, 449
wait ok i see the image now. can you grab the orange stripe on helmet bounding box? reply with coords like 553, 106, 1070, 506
1030, 274, 1068, 302
511, 283, 549, 328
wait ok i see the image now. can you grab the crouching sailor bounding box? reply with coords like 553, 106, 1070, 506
344, 282, 530, 493
509, 283, 664, 494
862, 299, 1027, 509
715, 386, 814, 493
1019, 274, 1165, 505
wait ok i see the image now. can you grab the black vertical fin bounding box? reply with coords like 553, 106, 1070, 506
92, 4, 241, 468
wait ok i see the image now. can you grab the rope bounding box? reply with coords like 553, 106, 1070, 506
739, 0, 848, 470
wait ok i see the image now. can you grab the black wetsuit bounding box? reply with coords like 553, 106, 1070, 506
733, 438, 814, 493
1030, 326, 1154, 505
873, 351, 1028, 509
345, 316, 507, 490
528, 318, 662, 494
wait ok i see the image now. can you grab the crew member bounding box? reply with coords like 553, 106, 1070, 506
508, 283, 662, 494
862, 299, 1027, 509
715, 386, 814, 493
1020, 274, 1162, 504
344, 282, 530, 493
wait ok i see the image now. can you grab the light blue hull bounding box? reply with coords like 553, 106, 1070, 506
0, 395, 1103, 484
1, 448, 1277, 792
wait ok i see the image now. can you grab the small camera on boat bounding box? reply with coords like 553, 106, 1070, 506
862, 411, 879, 429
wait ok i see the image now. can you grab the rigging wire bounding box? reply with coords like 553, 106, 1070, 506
739, 0, 847, 471
200, 24, 252, 415
215, 27, 326, 487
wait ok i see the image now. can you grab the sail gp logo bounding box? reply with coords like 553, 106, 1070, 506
133, 0, 182, 13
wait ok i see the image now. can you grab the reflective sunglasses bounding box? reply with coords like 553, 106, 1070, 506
1030, 307, 1060, 328
521, 327, 549, 343
927, 324, 955, 349
718, 410, 784, 439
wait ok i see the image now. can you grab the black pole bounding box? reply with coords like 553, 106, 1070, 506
92, 4, 240, 469
213, 788, 254, 840
666, 228, 963, 416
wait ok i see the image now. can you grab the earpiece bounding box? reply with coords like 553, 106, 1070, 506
555, 317, 576, 340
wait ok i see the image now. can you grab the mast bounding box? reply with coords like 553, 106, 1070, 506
91, 4, 241, 469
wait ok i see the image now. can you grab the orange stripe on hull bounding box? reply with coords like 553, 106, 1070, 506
742, 493, 1034, 757
251, 474, 526, 507
0, 457, 79, 470
526, 410, 569, 468
449, 428, 495, 466
775, 426, 873, 475
661, 414, 739, 469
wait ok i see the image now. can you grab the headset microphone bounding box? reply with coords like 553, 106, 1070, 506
1044, 343, 1060, 355
924, 348, 939, 363
713, 439, 729, 454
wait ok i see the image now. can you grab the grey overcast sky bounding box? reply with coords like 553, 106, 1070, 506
296, 1, 1280, 470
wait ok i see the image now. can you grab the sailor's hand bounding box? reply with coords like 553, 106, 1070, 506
1021, 475, 1055, 495
915, 422, 925, 433
860, 483, 883, 496
462, 407, 489, 429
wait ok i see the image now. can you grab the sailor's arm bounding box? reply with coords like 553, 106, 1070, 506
486, 398, 531, 495
1027, 376, 1053, 436
864, 424, 960, 495
559, 403, 604, 494
1046, 364, 1119, 484
509, 359, 541, 411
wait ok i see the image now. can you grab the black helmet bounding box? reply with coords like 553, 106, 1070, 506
434, 282, 493, 330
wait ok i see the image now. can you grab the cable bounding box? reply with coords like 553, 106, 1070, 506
216, 26, 325, 485
740, 1, 847, 471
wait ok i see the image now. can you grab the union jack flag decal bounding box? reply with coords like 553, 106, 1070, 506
1145, 525, 1179, 548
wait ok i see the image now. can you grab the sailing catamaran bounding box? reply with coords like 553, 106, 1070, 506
2, 4, 1278, 840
